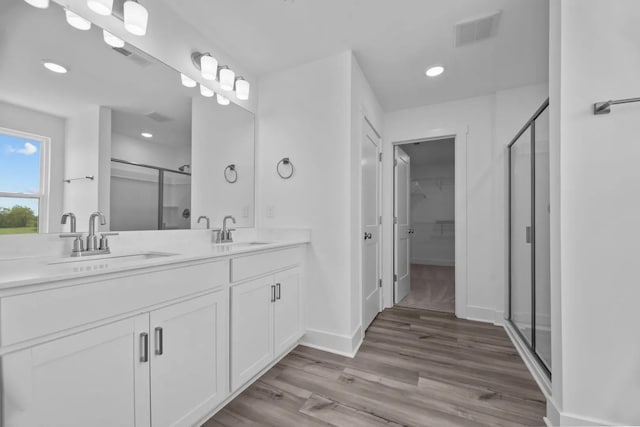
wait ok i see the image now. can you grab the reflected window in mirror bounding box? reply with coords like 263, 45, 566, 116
0, 128, 49, 235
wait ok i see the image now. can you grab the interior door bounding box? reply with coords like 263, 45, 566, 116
394, 146, 411, 303
274, 267, 302, 356
150, 291, 228, 427
1, 315, 150, 427
230, 276, 274, 391
362, 119, 381, 331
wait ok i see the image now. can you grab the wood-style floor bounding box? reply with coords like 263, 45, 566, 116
203, 307, 546, 427
399, 264, 456, 313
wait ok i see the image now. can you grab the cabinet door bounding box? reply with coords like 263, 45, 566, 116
1, 315, 150, 427
230, 277, 274, 391
149, 290, 228, 427
274, 267, 302, 356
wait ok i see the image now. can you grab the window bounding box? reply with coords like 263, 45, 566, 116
0, 127, 49, 235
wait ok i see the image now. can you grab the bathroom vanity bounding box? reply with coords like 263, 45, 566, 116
0, 236, 308, 427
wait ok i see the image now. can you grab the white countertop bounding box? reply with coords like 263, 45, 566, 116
0, 234, 309, 291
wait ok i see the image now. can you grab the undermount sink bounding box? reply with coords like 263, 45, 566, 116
48, 251, 177, 266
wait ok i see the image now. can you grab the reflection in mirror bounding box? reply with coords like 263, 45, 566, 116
0, 1, 255, 235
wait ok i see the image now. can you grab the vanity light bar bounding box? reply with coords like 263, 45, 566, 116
235, 77, 250, 101
24, 0, 50, 8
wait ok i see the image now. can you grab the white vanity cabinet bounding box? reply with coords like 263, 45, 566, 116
150, 291, 228, 427
2, 314, 151, 427
0, 260, 229, 427
230, 247, 304, 392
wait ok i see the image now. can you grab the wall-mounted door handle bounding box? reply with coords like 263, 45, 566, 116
271, 285, 276, 302
276, 283, 281, 300
155, 327, 163, 355
525, 226, 532, 244
140, 332, 149, 363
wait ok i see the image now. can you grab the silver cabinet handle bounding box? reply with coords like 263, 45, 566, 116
271, 285, 276, 302
526, 226, 532, 244
276, 283, 281, 300
155, 327, 163, 355
140, 332, 149, 363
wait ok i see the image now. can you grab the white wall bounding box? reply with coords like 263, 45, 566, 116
63, 106, 111, 232
410, 163, 455, 266
384, 83, 548, 324
258, 51, 353, 352
0, 100, 65, 233
549, 1, 640, 425
191, 98, 255, 229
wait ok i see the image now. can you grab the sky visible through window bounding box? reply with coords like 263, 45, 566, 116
0, 133, 41, 213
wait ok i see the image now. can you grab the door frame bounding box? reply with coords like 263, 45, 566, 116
388, 131, 468, 319
360, 115, 383, 334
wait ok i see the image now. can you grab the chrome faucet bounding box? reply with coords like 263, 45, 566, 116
197, 215, 210, 229
60, 212, 118, 257
87, 212, 106, 251
61, 212, 77, 232
215, 215, 236, 243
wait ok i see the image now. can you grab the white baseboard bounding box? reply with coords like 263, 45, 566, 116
410, 258, 455, 267
300, 325, 363, 358
556, 411, 619, 426
465, 305, 503, 325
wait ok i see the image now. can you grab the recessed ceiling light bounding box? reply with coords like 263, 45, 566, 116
42, 61, 68, 74
103, 30, 125, 48
426, 65, 445, 77
141, 132, 152, 138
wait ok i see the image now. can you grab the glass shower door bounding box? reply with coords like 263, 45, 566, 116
534, 107, 551, 370
510, 128, 533, 345
161, 171, 191, 230
508, 100, 551, 378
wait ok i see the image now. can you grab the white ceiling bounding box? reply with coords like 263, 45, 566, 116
0, 1, 192, 147
164, 0, 549, 111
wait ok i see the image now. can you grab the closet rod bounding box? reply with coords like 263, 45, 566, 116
593, 97, 640, 115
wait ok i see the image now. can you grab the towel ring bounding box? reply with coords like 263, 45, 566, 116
224, 164, 238, 183
276, 157, 294, 179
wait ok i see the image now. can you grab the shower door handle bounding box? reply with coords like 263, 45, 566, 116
525, 226, 532, 244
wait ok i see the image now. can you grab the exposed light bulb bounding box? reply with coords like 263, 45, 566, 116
219, 66, 235, 91
124, 0, 148, 36
87, 0, 113, 16
65, 9, 91, 31
42, 61, 68, 74
24, 0, 49, 8
216, 93, 230, 106
180, 73, 197, 88
235, 77, 250, 101
103, 30, 125, 48
200, 54, 218, 80
425, 65, 445, 77
200, 84, 214, 97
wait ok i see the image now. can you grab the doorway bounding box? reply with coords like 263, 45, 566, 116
394, 138, 455, 313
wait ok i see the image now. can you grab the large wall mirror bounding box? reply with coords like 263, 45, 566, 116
0, 1, 255, 235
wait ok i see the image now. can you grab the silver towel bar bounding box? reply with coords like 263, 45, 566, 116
593, 97, 640, 115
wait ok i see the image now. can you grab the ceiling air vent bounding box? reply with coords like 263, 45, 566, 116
454, 10, 502, 47
145, 112, 171, 122
112, 46, 152, 67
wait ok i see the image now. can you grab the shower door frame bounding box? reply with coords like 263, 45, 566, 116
111, 158, 191, 230
507, 98, 551, 379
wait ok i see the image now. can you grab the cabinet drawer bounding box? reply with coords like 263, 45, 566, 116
230, 247, 302, 283
1, 260, 228, 347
